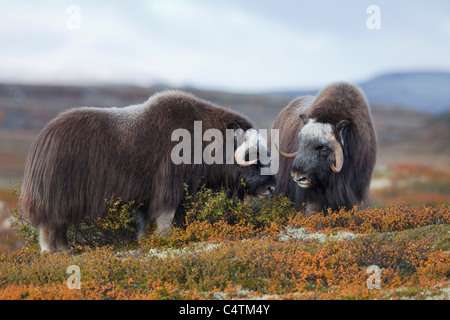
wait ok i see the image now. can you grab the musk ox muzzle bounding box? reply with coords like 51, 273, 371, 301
291, 171, 311, 188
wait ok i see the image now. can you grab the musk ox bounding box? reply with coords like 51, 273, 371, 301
271, 82, 377, 213
21, 90, 275, 253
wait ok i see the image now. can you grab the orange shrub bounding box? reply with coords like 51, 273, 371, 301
290, 204, 450, 234
1, 181, 449, 300
372, 164, 450, 206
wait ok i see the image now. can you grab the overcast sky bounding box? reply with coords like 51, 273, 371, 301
1, 0, 450, 92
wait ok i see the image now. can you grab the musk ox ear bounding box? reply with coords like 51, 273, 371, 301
299, 114, 310, 125
228, 121, 243, 151
227, 121, 241, 130
336, 120, 350, 145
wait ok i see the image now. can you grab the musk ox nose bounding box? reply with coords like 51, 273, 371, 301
257, 185, 275, 198
291, 171, 311, 188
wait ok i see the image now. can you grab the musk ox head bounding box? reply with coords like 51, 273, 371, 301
233, 127, 275, 198
278, 114, 349, 189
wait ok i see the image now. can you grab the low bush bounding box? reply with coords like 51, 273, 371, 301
8, 182, 297, 251
68, 198, 141, 250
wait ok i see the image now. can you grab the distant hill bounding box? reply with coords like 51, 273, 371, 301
360, 72, 450, 114
269, 71, 450, 114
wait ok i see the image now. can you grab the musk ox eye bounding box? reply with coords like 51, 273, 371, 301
317, 145, 329, 153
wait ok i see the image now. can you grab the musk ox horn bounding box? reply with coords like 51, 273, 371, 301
275, 144, 297, 159
324, 131, 343, 173
234, 143, 258, 166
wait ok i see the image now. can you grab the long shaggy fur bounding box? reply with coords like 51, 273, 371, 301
21, 90, 274, 251
271, 82, 377, 211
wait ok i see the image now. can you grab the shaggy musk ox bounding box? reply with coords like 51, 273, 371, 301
21, 90, 275, 253
271, 82, 377, 213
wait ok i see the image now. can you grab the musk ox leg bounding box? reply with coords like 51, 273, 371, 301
136, 209, 148, 242
137, 215, 144, 241
173, 203, 186, 229
39, 224, 70, 253
39, 225, 56, 253
55, 225, 70, 253
137, 208, 176, 240
154, 208, 176, 238
305, 202, 323, 214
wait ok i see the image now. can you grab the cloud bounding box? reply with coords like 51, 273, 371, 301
0, 0, 449, 91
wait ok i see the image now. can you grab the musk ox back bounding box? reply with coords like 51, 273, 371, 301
271, 82, 377, 213
21, 90, 275, 253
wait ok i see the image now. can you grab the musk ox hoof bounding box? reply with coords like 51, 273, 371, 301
155, 210, 176, 238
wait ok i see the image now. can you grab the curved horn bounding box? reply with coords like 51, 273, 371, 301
275, 144, 297, 159
324, 131, 343, 173
234, 143, 258, 167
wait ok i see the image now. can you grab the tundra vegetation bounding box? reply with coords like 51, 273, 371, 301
0, 171, 449, 300
0, 84, 449, 300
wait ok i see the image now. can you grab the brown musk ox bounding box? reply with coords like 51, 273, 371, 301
20, 90, 275, 253
271, 82, 377, 213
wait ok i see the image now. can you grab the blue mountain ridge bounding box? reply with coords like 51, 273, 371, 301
268, 71, 450, 114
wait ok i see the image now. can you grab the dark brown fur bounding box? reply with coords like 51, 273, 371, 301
21, 90, 275, 252
270, 82, 377, 211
